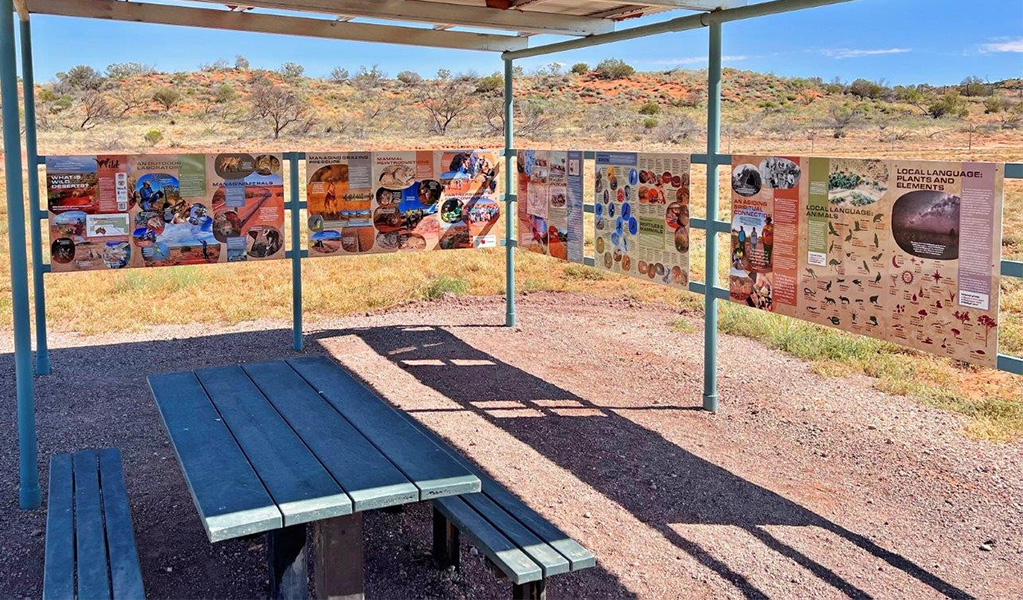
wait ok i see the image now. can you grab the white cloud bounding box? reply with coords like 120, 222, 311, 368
637, 55, 748, 66
821, 47, 912, 59
979, 37, 1023, 53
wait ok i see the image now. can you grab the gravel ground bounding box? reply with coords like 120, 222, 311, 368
1, 292, 1020, 599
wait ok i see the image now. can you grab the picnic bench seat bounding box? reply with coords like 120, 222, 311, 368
391, 405, 595, 599
43, 448, 145, 600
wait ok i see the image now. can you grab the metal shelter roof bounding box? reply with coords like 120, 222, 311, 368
21, 0, 747, 52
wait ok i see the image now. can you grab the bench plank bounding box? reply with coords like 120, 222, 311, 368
196, 366, 353, 525
74, 451, 111, 600
434, 497, 543, 585
392, 405, 596, 571
242, 362, 419, 512
287, 357, 480, 500
149, 371, 282, 542
98, 448, 146, 600
43, 454, 74, 600
463, 493, 570, 577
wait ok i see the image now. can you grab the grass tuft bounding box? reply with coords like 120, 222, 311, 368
424, 276, 468, 300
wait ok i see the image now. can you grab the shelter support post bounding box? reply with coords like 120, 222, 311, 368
703, 20, 722, 413
503, 57, 516, 327
21, 16, 49, 376
288, 154, 303, 351
3, 0, 41, 509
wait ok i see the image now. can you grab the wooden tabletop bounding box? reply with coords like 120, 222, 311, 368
148, 356, 481, 543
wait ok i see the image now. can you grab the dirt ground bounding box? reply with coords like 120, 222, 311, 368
1, 292, 1020, 599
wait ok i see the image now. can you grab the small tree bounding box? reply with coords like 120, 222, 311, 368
960, 76, 988, 97
416, 71, 477, 135
396, 70, 423, 87
594, 58, 635, 80
571, 62, 589, 75
250, 82, 310, 139
235, 55, 250, 70
72, 92, 114, 130
152, 87, 182, 112
110, 84, 150, 117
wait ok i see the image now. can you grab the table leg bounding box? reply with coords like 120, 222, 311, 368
513, 580, 547, 600
313, 513, 365, 600
269, 524, 310, 600
432, 507, 460, 569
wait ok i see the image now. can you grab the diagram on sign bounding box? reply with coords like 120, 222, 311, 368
593, 152, 690, 288
730, 155, 1003, 367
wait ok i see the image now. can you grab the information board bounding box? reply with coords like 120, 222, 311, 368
729, 156, 1004, 366
306, 150, 500, 255
46, 153, 286, 271
516, 149, 585, 263
593, 152, 691, 287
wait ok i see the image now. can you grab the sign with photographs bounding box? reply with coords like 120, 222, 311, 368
593, 152, 691, 287
306, 150, 500, 255
729, 155, 1004, 366
46, 153, 286, 272
517, 150, 585, 263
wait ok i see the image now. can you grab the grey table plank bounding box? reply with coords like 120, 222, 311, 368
42, 454, 74, 600
434, 497, 543, 585
393, 402, 596, 571
242, 362, 419, 512
97, 448, 146, 600
74, 451, 111, 600
463, 493, 571, 577
288, 357, 480, 500
196, 366, 353, 525
148, 371, 282, 542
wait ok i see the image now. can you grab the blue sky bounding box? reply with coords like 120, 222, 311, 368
19, 0, 1023, 85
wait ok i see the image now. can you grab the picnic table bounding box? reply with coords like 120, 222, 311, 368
148, 356, 481, 600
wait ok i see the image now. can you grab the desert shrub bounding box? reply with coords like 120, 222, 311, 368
848, 78, 886, 100
643, 117, 658, 130
594, 58, 634, 80
234, 55, 250, 70
397, 71, 423, 87
144, 129, 163, 146
152, 87, 182, 112
928, 92, 969, 119
352, 65, 386, 90
653, 113, 700, 144
983, 96, 1008, 114
960, 76, 990, 97
214, 83, 237, 104
571, 62, 589, 75
475, 72, 503, 95
279, 62, 305, 80
638, 101, 661, 116
55, 65, 104, 93
199, 58, 230, 71
329, 67, 349, 84
106, 62, 155, 79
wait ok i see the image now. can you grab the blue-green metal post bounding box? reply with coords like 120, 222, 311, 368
703, 20, 722, 413
288, 154, 303, 350
21, 17, 49, 376
3, 2, 41, 509
503, 56, 516, 327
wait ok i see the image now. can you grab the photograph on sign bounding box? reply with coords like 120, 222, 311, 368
517, 149, 584, 263
306, 150, 500, 256
46, 153, 285, 272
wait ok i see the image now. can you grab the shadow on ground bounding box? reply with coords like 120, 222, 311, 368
0, 326, 631, 599
314, 324, 976, 600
